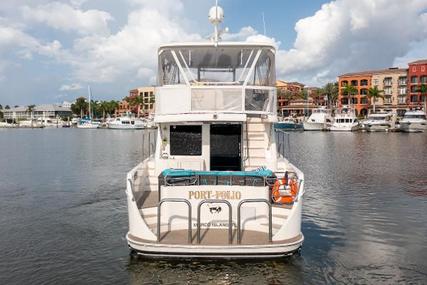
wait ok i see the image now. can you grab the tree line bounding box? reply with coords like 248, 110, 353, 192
71, 97, 119, 119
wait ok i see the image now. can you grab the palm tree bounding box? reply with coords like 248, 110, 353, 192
71, 97, 88, 118
322, 82, 339, 108
5, 105, 10, 109
26, 105, 35, 127
342, 84, 358, 107
367, 86, 384, 113
126, 96, 144, 117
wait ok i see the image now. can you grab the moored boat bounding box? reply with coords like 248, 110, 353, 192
275, 117, 304, 131
399, 110, 427, 132
303, 107, 331, 131
125, 4, 305, 259
108, 114, 145, 129
362, 112, 393, 132
329, 107, 360, 132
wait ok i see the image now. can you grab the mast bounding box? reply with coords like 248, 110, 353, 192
88, 85, 92, 119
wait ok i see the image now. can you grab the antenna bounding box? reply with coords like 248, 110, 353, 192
208, 0, 224, 46
262, 12, 266, 35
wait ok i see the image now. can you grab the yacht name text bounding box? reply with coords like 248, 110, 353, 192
189, 190, 242, 200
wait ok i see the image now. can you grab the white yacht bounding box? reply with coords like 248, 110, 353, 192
329, 107, 360, 132
303, 107, 331, 131
399, 110, 427, 132
125, 5, 305, 259
108, 115, 145, 129
363, 112, 393, 132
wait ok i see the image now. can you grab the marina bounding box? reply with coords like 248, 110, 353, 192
0, 129, 425, 283
1, 0, 427, 284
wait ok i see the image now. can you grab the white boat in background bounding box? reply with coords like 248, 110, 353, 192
363, 112, 393, 132
108, 115, 145, 129
125, 4, 305, 259
77, 86, 100, 129
77, 117, 100, 129
303, 107, 331, 131
329, 107, 360, 132
399, 110, 427, 133
37, 117, 61, 128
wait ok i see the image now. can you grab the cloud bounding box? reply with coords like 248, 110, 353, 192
0, 22, 63, 59
66, 3, 201, 83
59, 83, 83, 91
22, 2, 113, 35
276, 0, 427, 86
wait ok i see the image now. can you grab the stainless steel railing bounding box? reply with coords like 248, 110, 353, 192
237, 199, 272, 244
196, 199, 233, 244
157, 198, 192, 243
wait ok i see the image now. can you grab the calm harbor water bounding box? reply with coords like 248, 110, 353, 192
0, 129, 426, 284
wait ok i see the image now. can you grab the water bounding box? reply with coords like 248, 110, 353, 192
0, 129, 426, 284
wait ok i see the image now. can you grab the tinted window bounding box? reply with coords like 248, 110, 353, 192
170, 125, 202, 156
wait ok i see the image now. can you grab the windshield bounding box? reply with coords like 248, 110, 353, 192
158, 46, 275, 86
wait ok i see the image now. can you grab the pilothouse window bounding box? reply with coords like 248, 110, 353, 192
170, 125, 202, 156
158, 46, 275, 86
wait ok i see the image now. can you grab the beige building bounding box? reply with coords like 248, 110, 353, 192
371, 68, 407, 115
116, 86, 156, 117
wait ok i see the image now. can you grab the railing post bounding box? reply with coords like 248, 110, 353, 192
157, 198, 192, 244
237, 199, 272, 244
197, 199, 233, 244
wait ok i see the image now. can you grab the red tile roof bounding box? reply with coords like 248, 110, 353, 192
339, 68, 407, 78
409, 59, 427, 65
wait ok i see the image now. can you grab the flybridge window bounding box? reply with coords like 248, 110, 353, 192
170, 125, 202, 156
158, 47, 275, 86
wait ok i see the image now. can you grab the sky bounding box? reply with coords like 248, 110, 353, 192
1, 0, 427, 105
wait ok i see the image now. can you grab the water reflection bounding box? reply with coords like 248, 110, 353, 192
127, 255, 305, 285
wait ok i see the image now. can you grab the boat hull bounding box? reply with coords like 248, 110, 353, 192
127, 232, 303, 259
108, 124, 144, 130
366, 124, 391, 132
274, 122, 303, 131
77, 124, 99, 129
399, 122, 427, 133
329, 124, 360, 132
303, 122, 325, 131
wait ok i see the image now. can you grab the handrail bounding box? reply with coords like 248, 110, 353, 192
157, 198, 192, 244
237, 199, 272, 244
197, 199, 233, 244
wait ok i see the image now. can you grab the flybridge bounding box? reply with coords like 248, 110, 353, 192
155, 44, 277, 121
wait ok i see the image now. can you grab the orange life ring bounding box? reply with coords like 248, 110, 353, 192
272, 177, 298, 204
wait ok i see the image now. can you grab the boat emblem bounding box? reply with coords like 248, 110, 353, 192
209, 206, 222, 214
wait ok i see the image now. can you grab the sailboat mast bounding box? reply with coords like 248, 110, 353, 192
88, 86, 92, 118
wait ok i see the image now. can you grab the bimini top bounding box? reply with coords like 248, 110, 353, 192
159, 41, 276, 51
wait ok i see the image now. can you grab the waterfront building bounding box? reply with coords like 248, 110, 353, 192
338, 68, 408, 116
371, 68, 408, 116
116, 86, 155, 117
3, 104, 72, 120
407, 59, 427, 109
276, 80, 305, 116
338, 71, 372, 116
